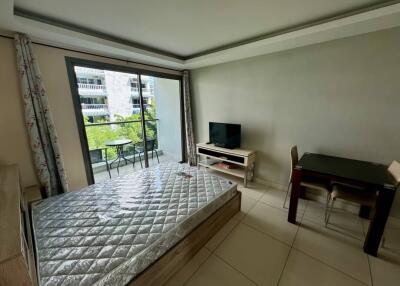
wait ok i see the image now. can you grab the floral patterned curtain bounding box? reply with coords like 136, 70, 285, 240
14, 33, 69, 197
182, 70, 196, 166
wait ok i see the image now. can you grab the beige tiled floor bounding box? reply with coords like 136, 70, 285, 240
165, 179, 400, 286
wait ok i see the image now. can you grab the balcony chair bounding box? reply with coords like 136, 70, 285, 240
283, 145, 331, 221
137, 139, 160, 166
325, 161, 400, 239
89, 148, 111, 179
123, 143, 142, 169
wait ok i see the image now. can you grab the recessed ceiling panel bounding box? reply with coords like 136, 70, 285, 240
14, 0, 390, 57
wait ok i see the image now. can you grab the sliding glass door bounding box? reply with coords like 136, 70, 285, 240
66, 58, 183, 184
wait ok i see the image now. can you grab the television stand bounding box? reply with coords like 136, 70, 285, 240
196, 143, 256, 187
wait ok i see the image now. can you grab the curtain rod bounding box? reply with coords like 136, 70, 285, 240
0, 34, 183, 73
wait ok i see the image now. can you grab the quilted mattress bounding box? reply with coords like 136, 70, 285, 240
32, 162, 237, 286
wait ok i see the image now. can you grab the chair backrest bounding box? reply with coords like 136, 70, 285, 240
124, 144, 135, 156
388, 160, 400, 187
289, 145, 299, 183
89, 149, 103, 164
146, 139, 155, 150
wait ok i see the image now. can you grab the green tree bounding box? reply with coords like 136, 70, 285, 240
84, 100, 158, 159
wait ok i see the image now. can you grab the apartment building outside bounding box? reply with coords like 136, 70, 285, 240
75, 66, 154, 123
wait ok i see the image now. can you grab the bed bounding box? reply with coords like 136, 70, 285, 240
31, 162, 241, 286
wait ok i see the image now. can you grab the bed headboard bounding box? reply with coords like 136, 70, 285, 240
0, 165, 37, 286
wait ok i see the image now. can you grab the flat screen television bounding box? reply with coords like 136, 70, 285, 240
209, 122, 241, 149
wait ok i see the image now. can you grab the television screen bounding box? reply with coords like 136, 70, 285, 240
209, 122, 241, 149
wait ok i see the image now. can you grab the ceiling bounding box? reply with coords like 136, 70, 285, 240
13, 0, 391, 57
1, 1, 400, 69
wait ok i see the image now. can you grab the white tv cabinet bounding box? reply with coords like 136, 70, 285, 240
196, 143, 256, 187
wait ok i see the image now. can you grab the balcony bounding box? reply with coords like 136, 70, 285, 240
130, 87, 154, 97
81, 103, 109, 116
85, 119, 176, 182
132, 104, 151, 114
78, 83, 107, 97
75, 67, 105, 76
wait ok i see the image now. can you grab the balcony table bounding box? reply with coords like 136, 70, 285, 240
105, 139, 134, 173
288, 152, 397, 257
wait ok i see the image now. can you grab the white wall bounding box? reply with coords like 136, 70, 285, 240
191, 27, 400, 217
154, 78, 182, 161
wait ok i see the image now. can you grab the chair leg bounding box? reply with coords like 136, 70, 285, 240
132, 147, 135, 169
105, 149, 111, 179
106, 163, 111, 179
325, 197, 336, 227
139, 152, 143, 168
155, 150, 159, 163
283, 183, 291, 208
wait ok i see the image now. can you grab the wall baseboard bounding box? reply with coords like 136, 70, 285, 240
254, 177, 287, 191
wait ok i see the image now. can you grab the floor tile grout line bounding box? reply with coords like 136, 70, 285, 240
288, 202, 371, 286
291, 247, 370, 286
300, 217, 366, 242
239, 220, 296, 248
276, 209, 303, 286
361, 218, 374, 286
212, 252, 261, 286
258, 199, 308, 216
174, 185, 264, 286
366, 255, 374, 286
186, 186, 371, 286
205, 217, 241, 253
197, 186, 283, 286
182, 249, 213, 286
239, 198, 306, 249
204, 185, 262, 252
183, 186, 262, 286
234, 190, 260, 223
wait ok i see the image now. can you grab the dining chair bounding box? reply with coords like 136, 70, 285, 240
326, 160, 400, 230
137, 139, 160, 166
283, 145, 331, 221
325, 183, 377, 227
124, 143, 142, 168
381, 160, 400, 247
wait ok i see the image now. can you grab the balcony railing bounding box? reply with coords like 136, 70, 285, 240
85, 119, 159, 163
132, 104, 151, 109
75, 67, 105, 76
81, 104, 109, 116
82, 103, 108, 110
78, 83, 107, 97
131, 87, 154, 95
78, 83, 106, 90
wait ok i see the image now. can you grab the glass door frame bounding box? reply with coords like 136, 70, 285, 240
65, 57, 186, 185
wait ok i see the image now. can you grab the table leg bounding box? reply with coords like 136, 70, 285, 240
364, 187, 396, 256
250, 162, 255, 182
116, 146, 122, 174
244, 166, 248, 187
359, 205, 371, 219
288, 167, 302, 224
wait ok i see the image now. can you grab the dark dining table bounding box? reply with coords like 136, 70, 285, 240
288, 152, 397, 257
